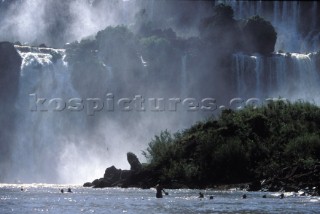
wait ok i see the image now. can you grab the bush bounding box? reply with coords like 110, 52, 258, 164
142, 101, 320, 185
284, 134, 320, 161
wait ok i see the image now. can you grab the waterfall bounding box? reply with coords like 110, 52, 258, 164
181, 55, 188, 98
226, 1, 317, 52
312, 1, 318, 29
233, 52, 320, 103
9, 46, 104, 183
233, 53, 247, 96
252, 55, 263, 97
269, 53, 287, 93
150, 0, 155, 21
229, 0, 319, 102
273, 1, 280, 25
233, 53, 263, 97
289, 53, 320, 101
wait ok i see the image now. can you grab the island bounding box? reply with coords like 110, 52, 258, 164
84, 101, 320, 196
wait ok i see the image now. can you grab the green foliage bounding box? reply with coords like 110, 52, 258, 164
142, 130, 175, 166
284, 134, 320, 160
142, 101, 320, 185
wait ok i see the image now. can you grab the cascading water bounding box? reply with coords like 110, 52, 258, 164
289, 53, 320, 101
226, 0, 318, 52
228, 1, 319, 102
2, 1, 319, 185
181, 55, 188, 98
252, 55, 263, 97
9, 46, 106, 183
7, 45, 189, 184
233, 53, 263, 97
233, 52, 320, 103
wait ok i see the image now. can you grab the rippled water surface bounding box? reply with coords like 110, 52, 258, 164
0, 184, 319, 213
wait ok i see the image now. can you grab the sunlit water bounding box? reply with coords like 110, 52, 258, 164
0, 184, 319, 213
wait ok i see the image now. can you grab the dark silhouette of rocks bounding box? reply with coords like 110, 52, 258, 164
84, 151, 320, 196
84, 153, 157, 188
127, 152, 142, 172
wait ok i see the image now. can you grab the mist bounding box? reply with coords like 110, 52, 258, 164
0, 0, 319, 184
0, 0, 137, 47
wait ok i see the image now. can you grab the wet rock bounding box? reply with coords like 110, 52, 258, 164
93, 178, 112, 188
242, 15, 277, 54
127, 152, 142, 172
83, 182, 93, 187
104, 166, 122, 182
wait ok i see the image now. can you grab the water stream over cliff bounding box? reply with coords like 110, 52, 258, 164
233, 52, 320, 102
1, 1, 319, 184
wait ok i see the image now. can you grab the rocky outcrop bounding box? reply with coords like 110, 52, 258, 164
85, 151, 320, 196
127, 152, 142, 172
243, 15, 277, 55
84, 152, 159, 188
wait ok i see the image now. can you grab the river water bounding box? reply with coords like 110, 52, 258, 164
0, 184, 319, 213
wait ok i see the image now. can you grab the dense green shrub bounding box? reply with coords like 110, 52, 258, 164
142, 101, 320, 184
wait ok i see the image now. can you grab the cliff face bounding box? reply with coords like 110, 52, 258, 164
0, 41, 21, 181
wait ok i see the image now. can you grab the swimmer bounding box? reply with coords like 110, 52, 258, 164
199, 192, 204, 198
280, 193, 284, 199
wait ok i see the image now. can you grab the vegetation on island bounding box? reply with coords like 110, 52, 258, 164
143, 101, 320, 184
86, 101, 320, 196
141, 101, 320, 189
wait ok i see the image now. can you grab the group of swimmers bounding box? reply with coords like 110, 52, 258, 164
21, 184, 286, 199
20, 187, 73, 194
60, 188, 72, 193
242, 193, 284, 199
156, 184, 286, 199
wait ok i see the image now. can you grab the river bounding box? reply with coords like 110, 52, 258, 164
0, 184, 319, 213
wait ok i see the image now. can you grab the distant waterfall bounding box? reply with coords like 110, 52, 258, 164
226, 1, 318, 52
150, 0, 155, 20
289, 53, 320, 100
233, 52, 320, 102
252, 55, 263, 97
181, 55, 188, 98
233, 54, 263, 97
